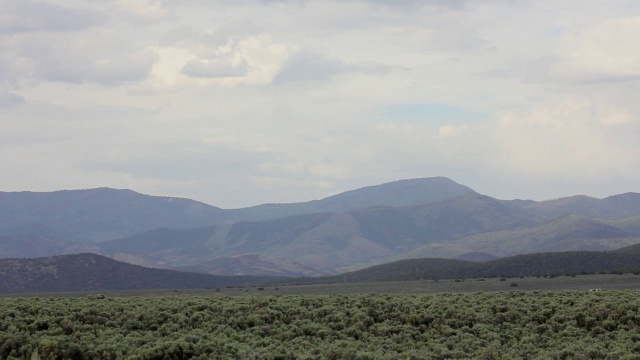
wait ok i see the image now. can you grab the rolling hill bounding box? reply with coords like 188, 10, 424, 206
5, 249, 640, 294
0, 253, 275, 293
301, 251, 640, 284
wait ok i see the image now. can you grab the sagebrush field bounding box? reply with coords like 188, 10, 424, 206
2, 289, 640, 359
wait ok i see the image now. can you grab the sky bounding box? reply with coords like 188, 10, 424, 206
1, 0, 640, 208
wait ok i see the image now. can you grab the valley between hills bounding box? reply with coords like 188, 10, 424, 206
2, 176, 640, 293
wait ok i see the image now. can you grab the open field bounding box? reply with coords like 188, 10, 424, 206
2, 273, 640, 298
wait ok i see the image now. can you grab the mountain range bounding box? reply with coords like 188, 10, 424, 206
2, 177, 640, 278
0, 177, 472, 242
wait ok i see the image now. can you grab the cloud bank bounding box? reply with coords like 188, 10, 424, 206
1, 0, 639, 207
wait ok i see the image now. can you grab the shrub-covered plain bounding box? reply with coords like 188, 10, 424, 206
2, 291, 640, 359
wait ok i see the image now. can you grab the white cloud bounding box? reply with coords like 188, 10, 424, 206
0, 1, 106, 34
160, 26, 227, 49
554, 16, 640, 82
491, 96, 639, 184
149, 34, 292, 89
181, 58, 249, 79
274, 51, 395, 83
113, 0, 170, 22
0, 85, 25, 108
0, 5, 159, 89
275, 51, 348, 83
33, 47, 159, 85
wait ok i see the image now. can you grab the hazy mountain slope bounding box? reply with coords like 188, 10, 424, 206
396, 215, 638, 260
0, 234, 75, 259
98, 226, 218, 261
0, 253, 275, 293
347, 193, 533, 252
0, 177, 474, 243
0, 222, 89, 258
521, 193, 640, 221
604, 215, 640, 236
227, 177, 475, 221
95, 193, 534, 275
97, 212, 390, 272
4, 179, 640, 277
305, 176, 475, 209
174, 254, 334, 277
215, 212, 394, 272
0, 188, 227, 242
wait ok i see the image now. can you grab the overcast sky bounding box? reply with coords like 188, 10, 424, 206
1, 0, 639, 208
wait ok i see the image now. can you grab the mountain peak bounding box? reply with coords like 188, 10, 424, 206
318, 177, 475, 209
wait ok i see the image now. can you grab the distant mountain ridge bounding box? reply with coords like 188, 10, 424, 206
2, 178, 640, 278
0, 188, 226, 242
0, 177, 474, 243
91, 192, 640, 276
228, 177, 475, 221
510, 193, 640, 221
93, 193, 535, 275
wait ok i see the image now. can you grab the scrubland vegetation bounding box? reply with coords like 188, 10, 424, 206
2, 290, 640, 359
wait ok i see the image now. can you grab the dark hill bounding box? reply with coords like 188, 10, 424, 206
613, 242, 640, 255
325, 258, 479, 282
0, 253, 275, 293
478, 251, 640, 277
456, 252, 498, 262
305, 251, 640, 283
